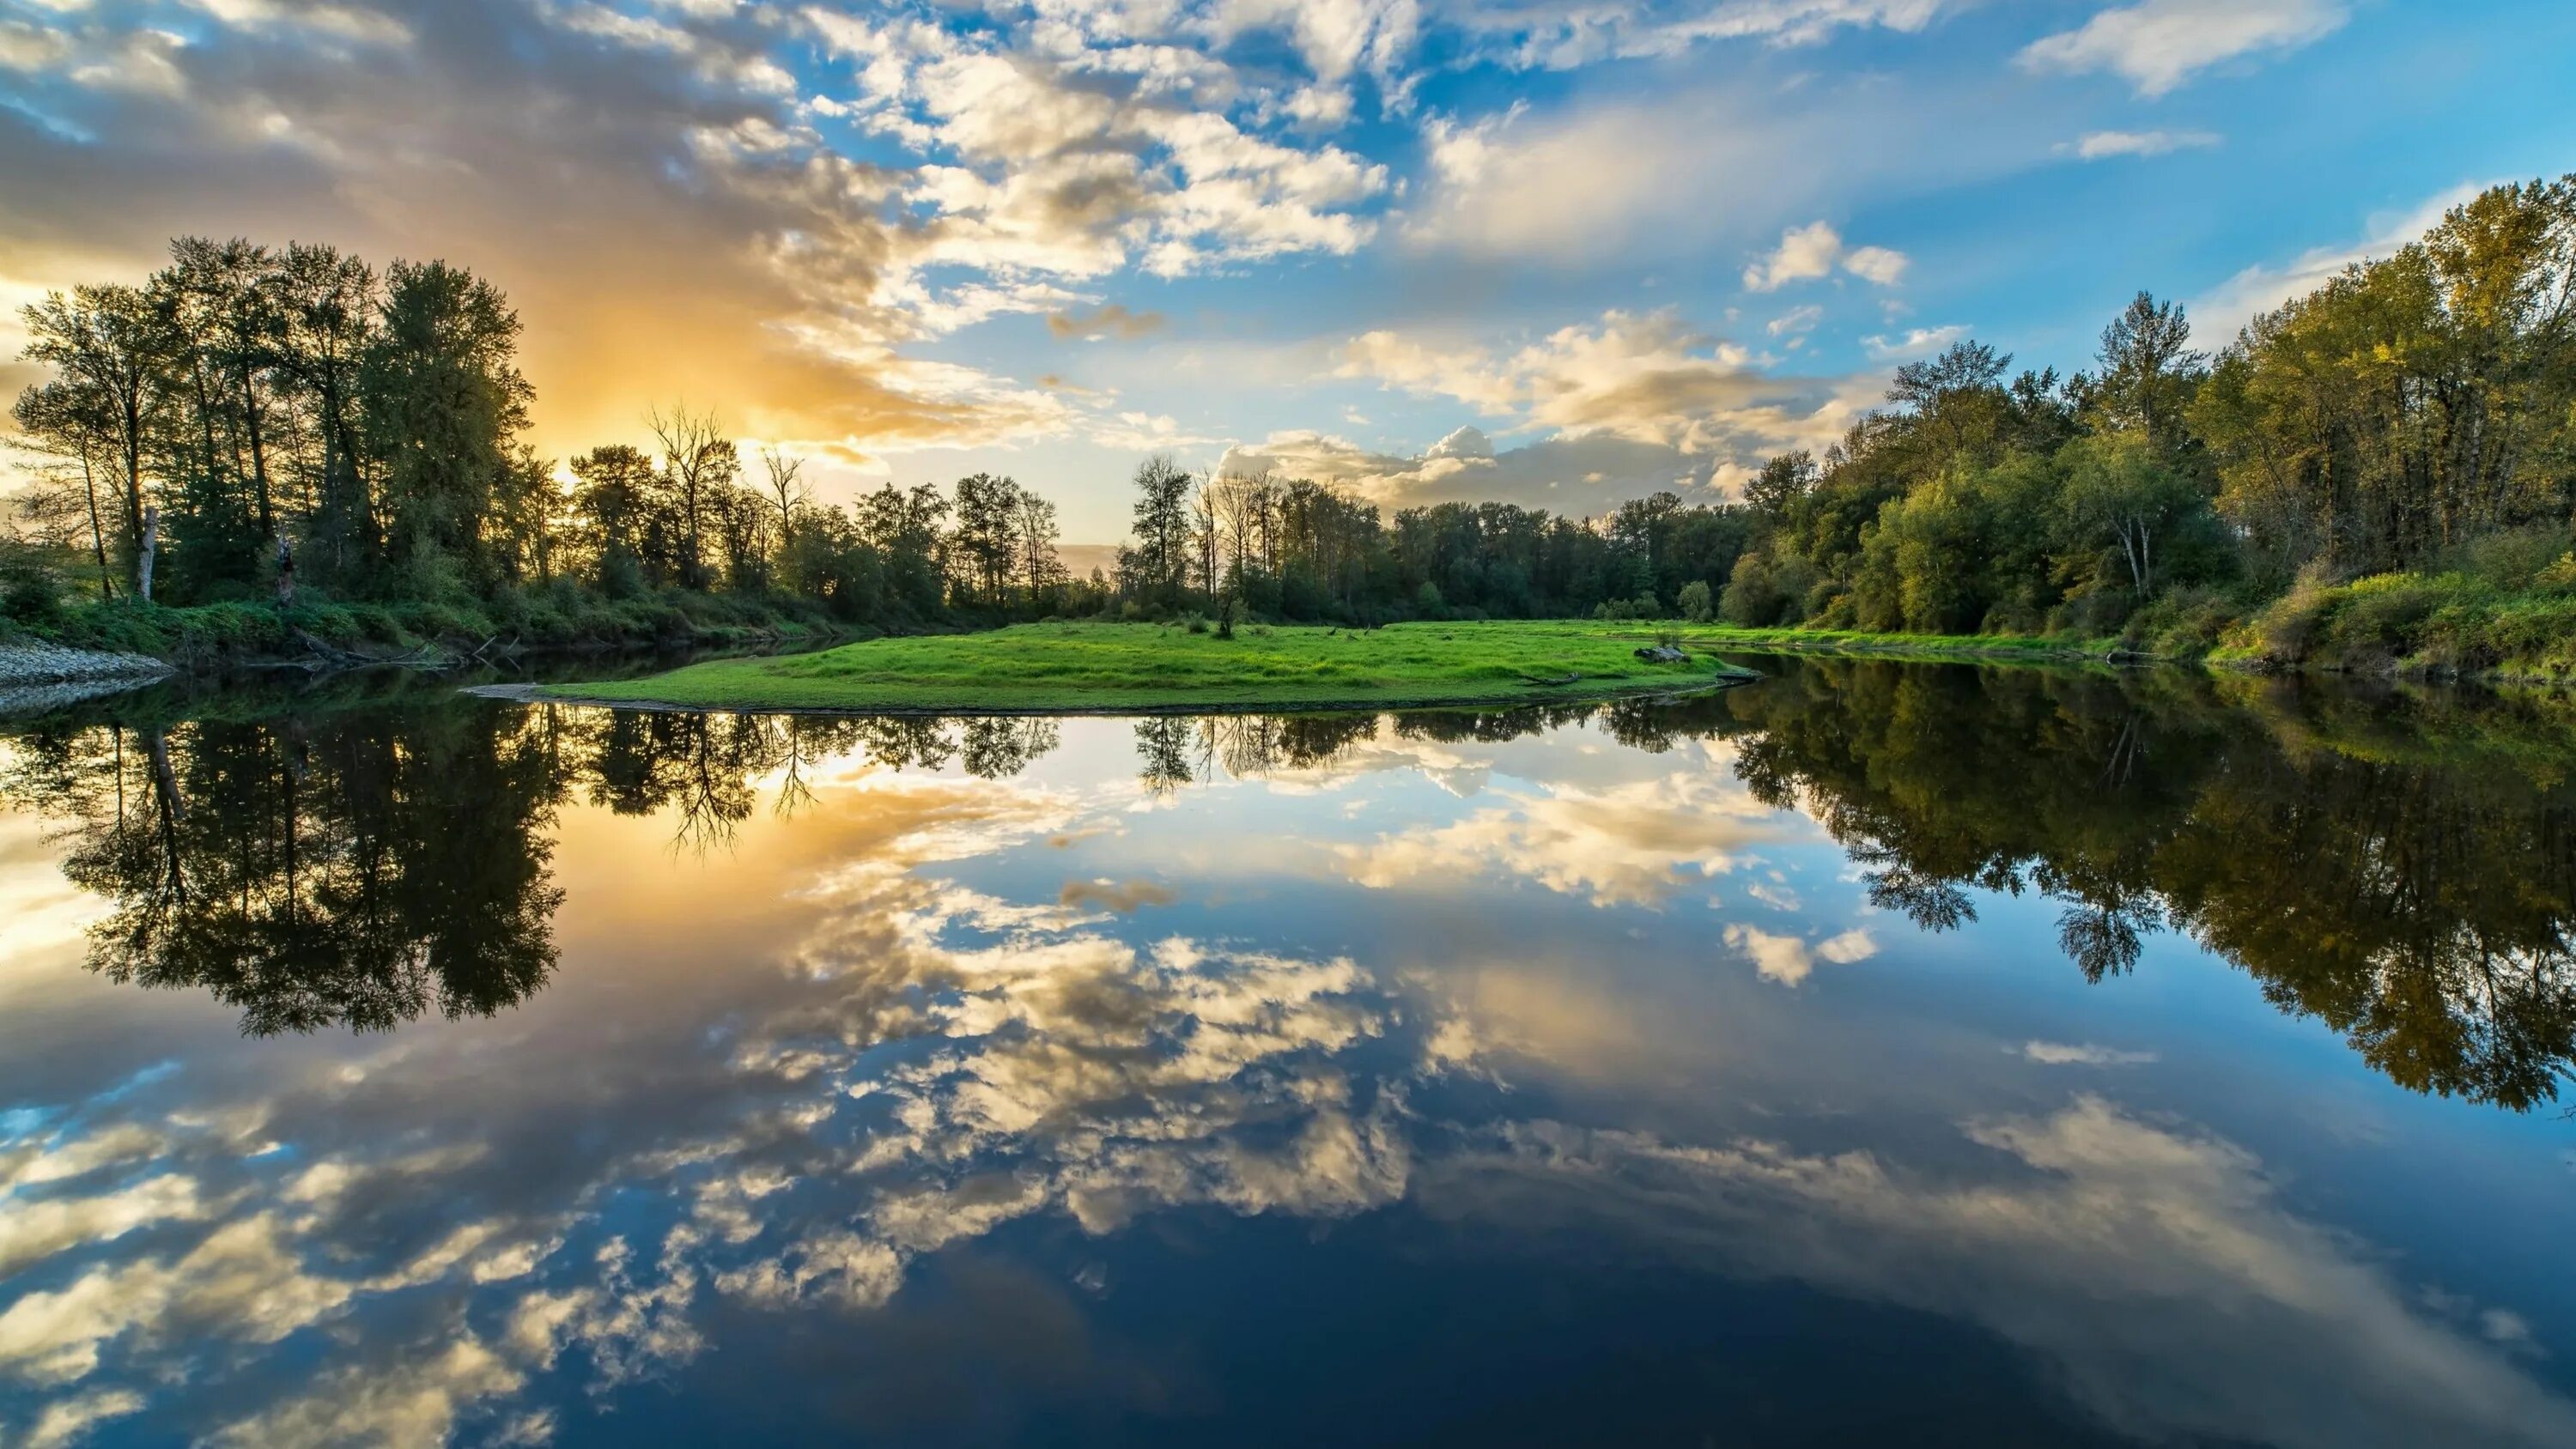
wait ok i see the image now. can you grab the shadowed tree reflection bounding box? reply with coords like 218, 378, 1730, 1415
1714, 659, 2576, 1112
14, 670, 2574, 1109
1, 700, 1078, 1031
5, 707, 565, 1034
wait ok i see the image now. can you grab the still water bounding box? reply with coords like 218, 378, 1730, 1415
2, 658, 2573, 1447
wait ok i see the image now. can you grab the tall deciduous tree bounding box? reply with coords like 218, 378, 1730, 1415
17, 284, 167, 594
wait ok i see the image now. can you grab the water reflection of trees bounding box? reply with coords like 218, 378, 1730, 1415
5, 711, 563, 1034
0, 705, 1074, 1033
2, 695, 1633, 1032
1719, 661, 2576, 1113
1131, 702, 1655, 792
21, 670, 2567, 1109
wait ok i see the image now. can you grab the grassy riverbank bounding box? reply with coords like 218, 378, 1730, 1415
538, 620, 1767, 712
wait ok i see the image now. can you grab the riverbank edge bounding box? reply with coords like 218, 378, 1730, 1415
1638, 623, 2576, 688
517, 618, 2576, 717
0, 640, 178, 687
479, 665, 1765, 718
0, 591, 866, 680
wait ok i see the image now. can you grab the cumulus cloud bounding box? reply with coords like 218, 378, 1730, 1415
1743, 221, 1908, 291
1722, 923, 1876, 985
0, 0, 1402, 487
1766, 304, 1825, 338
1339, 749, 1781, 907
2019, 0, 2348, 98
1226, 308, 1882, 508
1394, 70, 2028, 269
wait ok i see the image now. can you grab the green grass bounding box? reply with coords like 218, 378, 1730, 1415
1657, 622, 2129, 665
539, 620, 1769, 712
2215, 569, 2576, 684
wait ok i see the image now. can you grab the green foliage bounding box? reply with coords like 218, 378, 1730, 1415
2191, 178, 2576, 578
2225, 567, 2576, 682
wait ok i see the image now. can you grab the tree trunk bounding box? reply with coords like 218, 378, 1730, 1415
137, 505, 159, 603
79, 449, 114, 601
241, 369, 274, 538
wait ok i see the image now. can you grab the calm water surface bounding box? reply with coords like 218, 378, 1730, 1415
2, 658, 2573, 1447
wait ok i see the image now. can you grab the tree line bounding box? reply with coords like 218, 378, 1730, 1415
5, 238, 1084, 634
11, 176, 2572, 647
1111, 176, 2575, 642
1717, 176, 2576, 645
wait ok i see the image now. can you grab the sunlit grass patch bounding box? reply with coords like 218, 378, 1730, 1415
544, 620, 1754, 712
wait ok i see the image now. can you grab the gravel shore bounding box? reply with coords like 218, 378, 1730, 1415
0, 640, 174, 688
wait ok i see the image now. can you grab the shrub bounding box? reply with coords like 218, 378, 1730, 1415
0, 556, 65, 627
2239, 563, 2338, 665
2438, 523, 2574, 591
1677, 579, 1713, 623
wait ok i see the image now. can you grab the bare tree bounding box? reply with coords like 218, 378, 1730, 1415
758, 446, 807, 546
648, 403, 738, 589
1013, 488, 1063, 609
9, 380, 118, 597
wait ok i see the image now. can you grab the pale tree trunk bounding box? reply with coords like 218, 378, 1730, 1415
137, 505, 159, 603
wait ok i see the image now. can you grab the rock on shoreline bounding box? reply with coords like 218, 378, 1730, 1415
0, 640, 175, 688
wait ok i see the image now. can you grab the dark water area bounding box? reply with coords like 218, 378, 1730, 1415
3, 657, 2573, 1447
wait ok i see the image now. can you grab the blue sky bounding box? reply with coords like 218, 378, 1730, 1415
2, 0, 2572, 540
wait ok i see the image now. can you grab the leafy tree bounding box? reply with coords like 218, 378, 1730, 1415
360, 259, 535, 593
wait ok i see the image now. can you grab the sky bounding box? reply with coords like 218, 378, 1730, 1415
1, 0, 2571, 543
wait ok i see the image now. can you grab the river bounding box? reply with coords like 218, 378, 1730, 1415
1, 657, 2571, 1446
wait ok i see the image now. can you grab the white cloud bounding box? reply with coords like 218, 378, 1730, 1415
1445, 1096, 2576, 1449
2187, 181, 2483, 342
1334, 309, 1843, 450
24, 1387, 144, 1449
1221, 305, 1898, 507
1452, 0, 1953, 71
2020, 1040, 2159, 1066
1394, 73, 2029, 269
1862, 324, 1970, 361
1723, 923, 1875, 985
1341, 755, 1777, 906
2019, 0, 2348, 98
1743, 221, 1908, 291
2069, 128, 2221, 160
1766, 304, 1824, 337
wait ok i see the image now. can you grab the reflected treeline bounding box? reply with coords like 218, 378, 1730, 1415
4, 708, 562, 1034
0, 704, 1069, 1033
1718, 660, 2576, 1113
15, 669, 2571, 1113
1127, 696, 1722, 791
